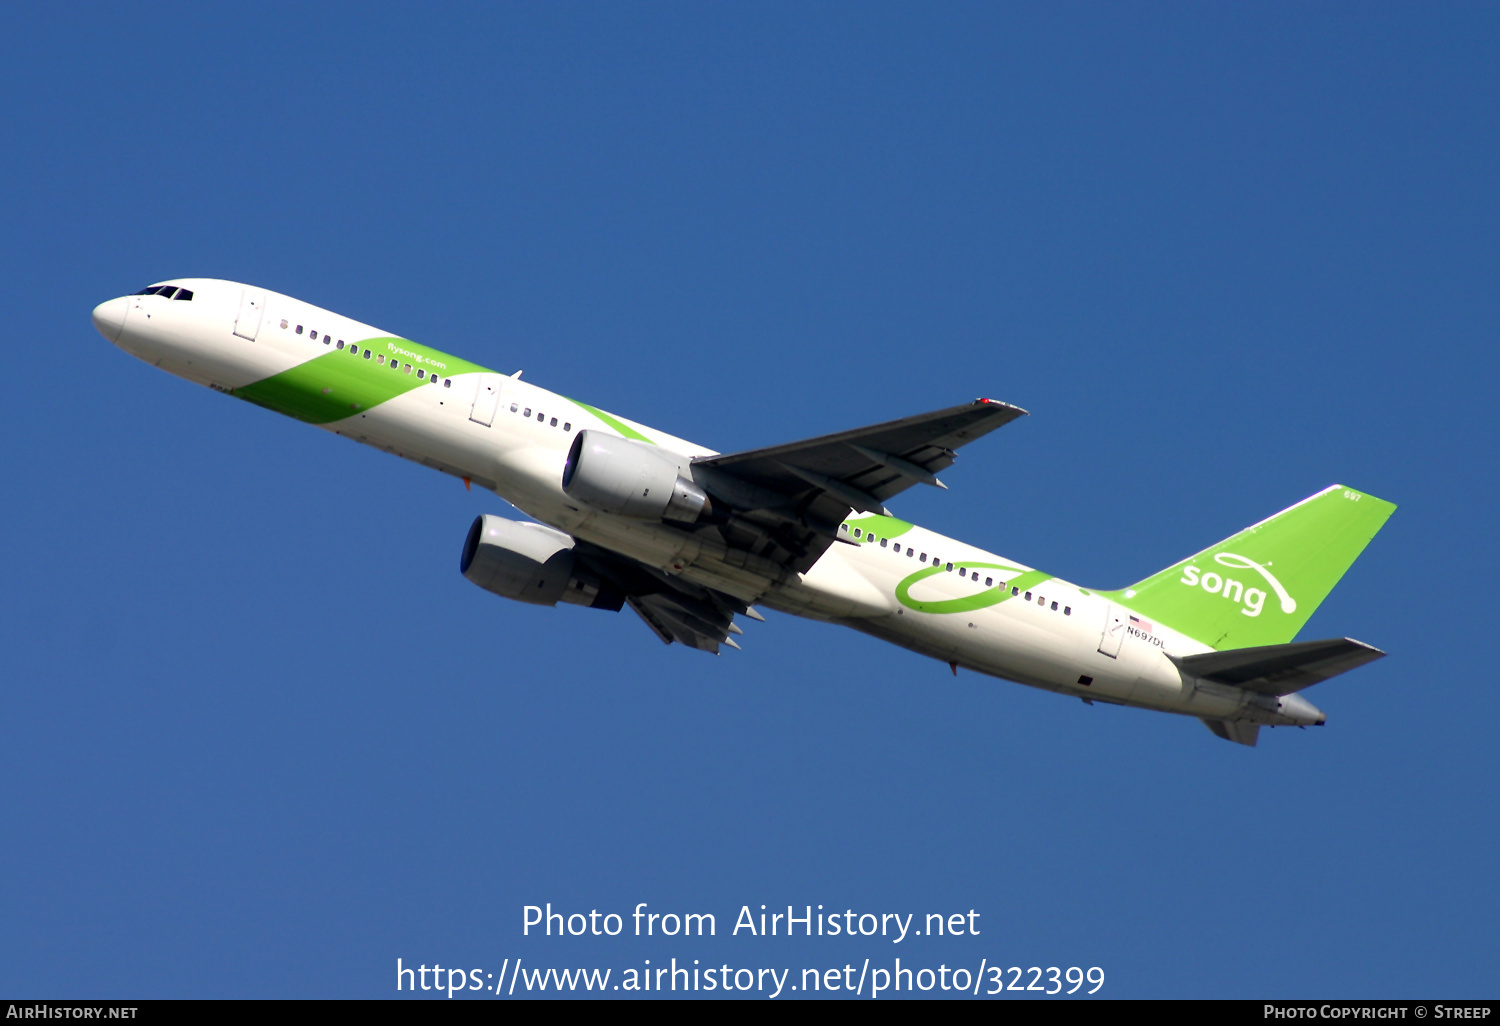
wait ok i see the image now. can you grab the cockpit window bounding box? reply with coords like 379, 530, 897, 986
133, 285, 191, 300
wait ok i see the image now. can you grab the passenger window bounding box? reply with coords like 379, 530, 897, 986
404, 364, 412, 373
985, 577, 993, 586
311, 330, 318, 340
946, 563, 953, 572
920, 553, 927, 561
1051, 601, 1059, 610
958, 567, 965, 576
296, 325, 304, 334
1064, 606, 1072, 616
349, 345, 358, 354
853, 529, 862, 538
880, 538, 888, 548
363, 350, 371, 360
280, 319, 288, 329
537, 412, 545, 421
444, 379, 451, 388
416, 369, 425, 379
377, 355, 385, 364
1024, 591, 1031, 601
908, 548, 914, 557
523, 408, 531, 417
1036, 595, 1044, 605
510, 403, 518, 412
550, 417, 557, 427
564, 422, 571, 431
1012, 587, 1019, 596
336, 340, 345, 349
323, 336, 330, 344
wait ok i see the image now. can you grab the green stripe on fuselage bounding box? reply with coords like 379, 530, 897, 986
565, 399, 655, 443
845, 514, 915, 540
233, 337, 494, 424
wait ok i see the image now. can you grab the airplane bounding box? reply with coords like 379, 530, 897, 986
92, 279, 1396, 746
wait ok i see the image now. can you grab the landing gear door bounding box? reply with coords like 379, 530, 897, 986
1098, 604, 1125, 658
232, 288, 266, 341
470, 374, 502, 427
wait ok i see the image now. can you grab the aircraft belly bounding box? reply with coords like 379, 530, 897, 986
319, 395, 485, 489
566, 514, 708, 573
129, 315, 293, 389
773, 549, 893, 619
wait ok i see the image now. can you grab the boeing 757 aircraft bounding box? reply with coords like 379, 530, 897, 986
93, 279, 1395, 745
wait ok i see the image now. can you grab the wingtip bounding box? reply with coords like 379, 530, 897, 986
975, 397, 1029, 416
974, 397, 1010, 407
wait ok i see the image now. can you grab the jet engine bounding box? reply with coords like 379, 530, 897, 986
460, 514, 623, 610
562, 430, 711, 523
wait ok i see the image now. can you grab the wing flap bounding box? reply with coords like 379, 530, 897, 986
573, 540, 749, 656
627, 593, 739, 654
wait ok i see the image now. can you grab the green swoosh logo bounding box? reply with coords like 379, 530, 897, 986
895, 563, 1051, 614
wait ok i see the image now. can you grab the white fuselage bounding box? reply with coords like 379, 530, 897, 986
94, 278, 1317, 729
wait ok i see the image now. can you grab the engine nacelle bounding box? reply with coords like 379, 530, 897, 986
460, 514, 623, 610
562, 429, 710, 523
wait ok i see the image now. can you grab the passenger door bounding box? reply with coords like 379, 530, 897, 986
469, 374, 503, 427
1097, 603, 1126, 658
232, 288, 266, 341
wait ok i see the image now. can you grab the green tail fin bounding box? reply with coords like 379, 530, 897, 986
1104, 485, 1396, 651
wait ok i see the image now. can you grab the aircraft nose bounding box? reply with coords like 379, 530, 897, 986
92, 296, 128, 343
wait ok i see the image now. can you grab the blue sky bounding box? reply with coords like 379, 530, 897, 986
1, 2, 1495, 999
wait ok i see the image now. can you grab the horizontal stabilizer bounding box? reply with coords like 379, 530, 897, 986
1202, 719, 1260, 746
1174, 637, 1384, 696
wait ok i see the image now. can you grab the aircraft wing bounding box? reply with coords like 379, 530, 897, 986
565, 399, 1026, 652
696, 398, 1025, 510
688, 398, 1026, 575
1173, 637, 1385, 696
